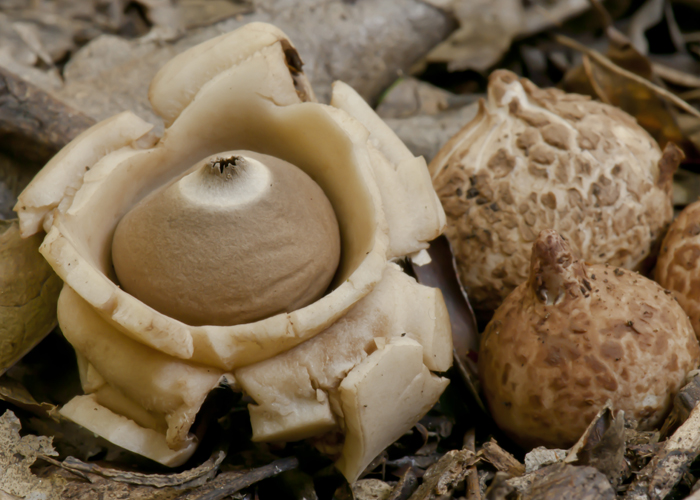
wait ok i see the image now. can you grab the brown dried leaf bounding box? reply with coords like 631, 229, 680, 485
0, 220, 62, 375
563, 31, 686, 149
565, 404, 626, 487
410, 235, 482, 409
660, 373, 700, 437
423, 0, 523, 72
421, 0, 589, 72
0, 376, 56, 418
0, 410, 63, 499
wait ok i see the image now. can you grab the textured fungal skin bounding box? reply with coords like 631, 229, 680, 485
430, 70, 680, 314
656, 200, 700, 337
479, 230, 700, 450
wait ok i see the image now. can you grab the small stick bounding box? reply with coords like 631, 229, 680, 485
463, 429, 482, 500
582, 55, 613, 105
552, 33, 700, 120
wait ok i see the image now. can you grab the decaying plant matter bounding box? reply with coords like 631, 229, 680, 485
478, 229, 700, 450
429, 69, 682, 315
14, 22, 451, 482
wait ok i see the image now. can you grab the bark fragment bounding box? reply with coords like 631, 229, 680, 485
0, 66, 95, 163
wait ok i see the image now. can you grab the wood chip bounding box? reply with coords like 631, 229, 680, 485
624, 401, 700, 499
408, 449, 478, 500
520, 464, 615, 500
481, 440, 525, 477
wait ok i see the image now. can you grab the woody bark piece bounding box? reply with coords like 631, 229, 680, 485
0, 67, 95, 163
481, 440, 525, 477
624, 402, 700, 500
660, 374, 700, 437
408, 449, 478, 500
520, 464, 615, 500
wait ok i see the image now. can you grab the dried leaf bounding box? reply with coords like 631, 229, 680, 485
376, 77, 476, 119
423, 0, 523, 72
0, 152, 41, 220
137, 0, 253, 31
565, 404, 626, 487
0, 220, 62, 375
0, 410, 63, 499
520, 0, 590, 37
660, 373, 700, 437
422, 0, 589, 72
0, 376, 56, 418
410, 236, 482, 409
559, 32, 689, 148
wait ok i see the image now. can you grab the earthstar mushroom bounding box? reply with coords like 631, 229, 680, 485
15, 22, 451, 481
479, 229, 700, 449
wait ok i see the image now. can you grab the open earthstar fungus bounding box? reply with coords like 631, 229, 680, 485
14, 22, 452, 482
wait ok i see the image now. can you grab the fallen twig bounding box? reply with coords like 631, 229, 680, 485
464, 429, 481, 500
40, 449, 226, 488
180, 457, 299, 500
481, 440, 525, 477
552, 33, 700, 120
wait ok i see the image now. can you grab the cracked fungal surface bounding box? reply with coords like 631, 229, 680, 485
656, 200, 700, 338
429, 70, 681, 315
478, 230, 700, 450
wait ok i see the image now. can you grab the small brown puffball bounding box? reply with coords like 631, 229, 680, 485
479, 229, 700, 449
